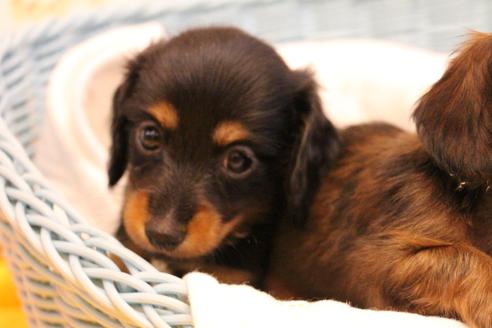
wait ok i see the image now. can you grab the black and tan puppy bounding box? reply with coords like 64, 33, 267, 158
267, 32, 492, 328
108, 27, 338, 286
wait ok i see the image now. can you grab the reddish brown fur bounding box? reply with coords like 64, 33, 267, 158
267, 33, 492, 328
414, 31, 492, 187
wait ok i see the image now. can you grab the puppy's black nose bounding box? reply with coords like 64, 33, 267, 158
145, 227, 185, 250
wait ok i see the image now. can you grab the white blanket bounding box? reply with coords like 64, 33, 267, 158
35, 24, 463, 327
184, 272, 465, 328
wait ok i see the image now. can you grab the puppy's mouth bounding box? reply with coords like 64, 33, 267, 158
123, 191, 243, 259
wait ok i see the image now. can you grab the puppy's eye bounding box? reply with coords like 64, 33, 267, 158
223, 146, 256, 177
137, 123, 162, 152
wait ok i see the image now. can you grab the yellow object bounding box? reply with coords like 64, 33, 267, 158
0, 258, 28, 328
10, 0, 110, 21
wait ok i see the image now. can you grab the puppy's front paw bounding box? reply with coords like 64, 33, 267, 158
150, 258, 174, 274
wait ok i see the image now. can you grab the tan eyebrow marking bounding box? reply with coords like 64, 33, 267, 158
213, 121, 250, 145
147, 102, 179, 129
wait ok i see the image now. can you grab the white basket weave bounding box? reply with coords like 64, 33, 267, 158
0, 0, 488, 327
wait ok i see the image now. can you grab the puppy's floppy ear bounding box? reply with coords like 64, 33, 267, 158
287, 70, 340, 227
108, 60, 140, 187
413, 32, 492, 187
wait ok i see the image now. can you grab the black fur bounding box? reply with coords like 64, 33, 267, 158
108, 26, 340, 284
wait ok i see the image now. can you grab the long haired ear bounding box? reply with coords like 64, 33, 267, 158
413, 32, 492, 187
108, 60, 140, 187
287, 70, 340, 227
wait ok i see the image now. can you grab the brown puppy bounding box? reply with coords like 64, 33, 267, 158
108, 27, 339, 286
266, 32, 492, 328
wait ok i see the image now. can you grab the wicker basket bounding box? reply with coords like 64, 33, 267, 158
0, 0, 488, 327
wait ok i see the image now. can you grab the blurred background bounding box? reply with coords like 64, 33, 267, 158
1, 0, 492, 52
0, 1, 490, 327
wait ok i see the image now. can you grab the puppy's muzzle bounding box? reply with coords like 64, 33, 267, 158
145, 217, 185, 250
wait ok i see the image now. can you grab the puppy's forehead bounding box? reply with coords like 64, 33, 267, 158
134, 28, 297, 153
135, 28, 295, 116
